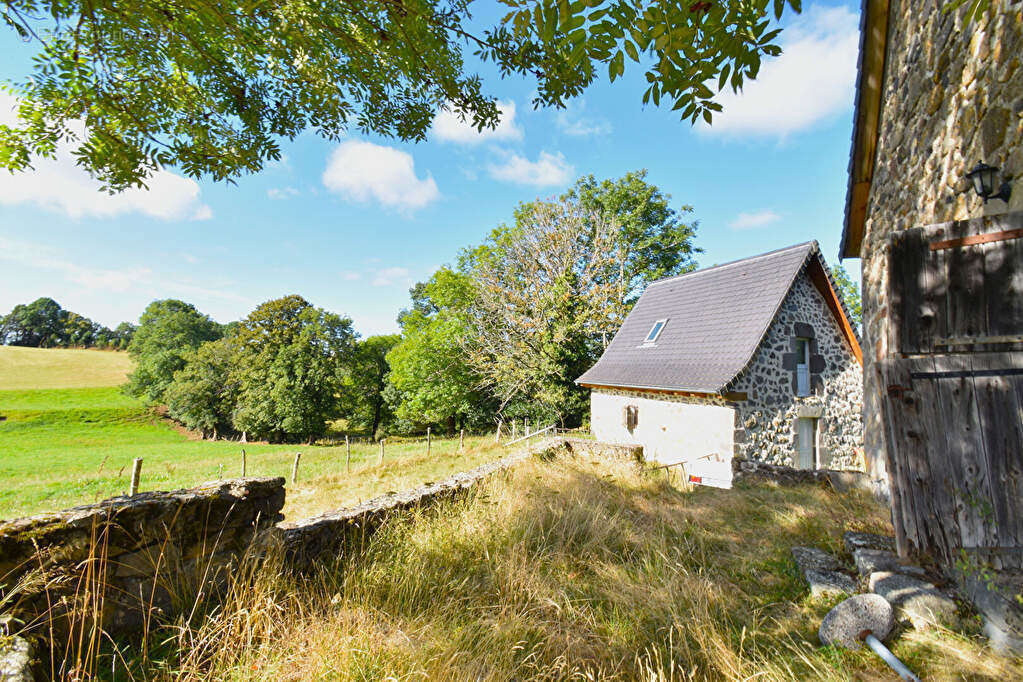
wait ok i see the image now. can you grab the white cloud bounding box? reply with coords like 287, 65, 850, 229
555, 100, 612, 137
371, 266, 410, 287
0, 235, 248, 302
729, 210, 781, 230
432, 100, 523, 144
267, 186, 300, 200
342, 271, 361, 281
0, 94, 212, 220
322, 140, 439, 211
487, 150, 574, 187
699, 6, 859, 137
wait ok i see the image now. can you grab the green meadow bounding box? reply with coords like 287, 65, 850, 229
0, 347, 506, 521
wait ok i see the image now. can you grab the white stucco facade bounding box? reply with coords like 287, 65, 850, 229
589, 388, 735, 488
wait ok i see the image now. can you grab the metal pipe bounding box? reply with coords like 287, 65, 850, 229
862, 633, 921, 682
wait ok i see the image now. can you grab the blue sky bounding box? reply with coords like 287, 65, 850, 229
0, 2, 860, 336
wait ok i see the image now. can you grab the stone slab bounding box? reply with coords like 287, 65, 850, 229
853, 548, 927, 579
962, 572, 1023, 657
792, 546, 842, 573
805, 569, 857, 598
0, 635, 33, 682
869, 571, 958, 629
819, 594, 894, 649
843, 531, 895, 555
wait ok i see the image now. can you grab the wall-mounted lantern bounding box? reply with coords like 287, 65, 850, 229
965, 161, 1012, 203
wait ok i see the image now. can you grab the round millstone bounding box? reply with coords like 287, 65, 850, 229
819, 593, 894, 649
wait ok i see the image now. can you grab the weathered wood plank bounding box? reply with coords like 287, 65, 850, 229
877, 360, 914, 556
972, 353, 1023, 569
983, 236, 1023, 341
931, 355, 996, 559
945, 220, 988, 350
889, 228, 926, 354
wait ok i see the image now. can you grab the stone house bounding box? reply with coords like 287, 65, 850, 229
840, 0, 1023, 573
576, 242, 863, 487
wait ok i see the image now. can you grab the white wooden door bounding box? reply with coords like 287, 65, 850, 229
797, 418, 816, 469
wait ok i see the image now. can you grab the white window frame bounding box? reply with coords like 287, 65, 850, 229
643, 318, 668, 345
795, 337, 811, 397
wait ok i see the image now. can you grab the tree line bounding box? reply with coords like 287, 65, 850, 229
0, 297, 136, 349
126, 171, 700, 442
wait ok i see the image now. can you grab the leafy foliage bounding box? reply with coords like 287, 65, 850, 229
1, 0, 798, 188
387, 269, 494, 432
165, 336, 241, 438
831, 263, 862, 332
344, 334, 401, 437
0, 297, 132, 348
388, 171, 699, 427
124, 299, 223, 404
231, 295, 357, 442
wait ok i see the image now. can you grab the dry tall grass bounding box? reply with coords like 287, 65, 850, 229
80, 453, 1020, 680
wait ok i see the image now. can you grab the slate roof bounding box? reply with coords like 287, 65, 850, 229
576, 241, 831, 394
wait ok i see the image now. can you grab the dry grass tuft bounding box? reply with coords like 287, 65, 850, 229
85, 453, 1021, 681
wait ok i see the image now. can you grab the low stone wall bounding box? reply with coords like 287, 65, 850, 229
732, 458, 877, 494
0, 438, 565, 675
276, 440, 552, 570
561, 437, 644, 463
0, 478, 285, 642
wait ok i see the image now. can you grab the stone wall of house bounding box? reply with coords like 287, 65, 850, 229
730, 272, 865, 470
858, 1, 1023, 477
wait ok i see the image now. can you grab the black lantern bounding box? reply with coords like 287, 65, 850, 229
965, 161, 1012, 203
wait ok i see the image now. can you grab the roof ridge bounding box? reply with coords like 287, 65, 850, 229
647, 241, 818, 287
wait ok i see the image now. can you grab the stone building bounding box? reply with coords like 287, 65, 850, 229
576, 242, 863, 487
840, 1, 1022, 650
842, 0, 1023, 482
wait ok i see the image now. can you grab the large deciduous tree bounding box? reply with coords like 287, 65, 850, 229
0, 1, 797, 189
125, 299, 223, 403
232, 295, 356, 442
386, 268, 492, 433
165, 336, 241, 439
344, 334, 401, 437
831, 263, 862, 332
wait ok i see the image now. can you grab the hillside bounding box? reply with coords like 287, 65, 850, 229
110, 454, 1018, 681
0, 346, 133, 390
0, 347, 506, 520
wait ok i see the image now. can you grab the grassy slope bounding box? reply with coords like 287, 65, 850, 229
0, 346, 132, 390
0, 348, 506, 521
112, 454, 1019, 681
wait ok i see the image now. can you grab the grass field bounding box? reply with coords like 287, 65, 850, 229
0, 347, 507, 521
95, 453, 1019, 681
0, 346, 132, 389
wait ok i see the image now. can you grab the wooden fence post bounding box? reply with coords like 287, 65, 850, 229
460, 429, 465, 451
512, 421, 517, 440
345, 435, 351, 474
427, 427, 431, 456
379, 439, 385, 466
495, 420, 502, 443
525, 418, 530, 436
218, 463, 224, 479
129, 458, 143, 496
241, 449, 247, 477
291, 452, 301, 484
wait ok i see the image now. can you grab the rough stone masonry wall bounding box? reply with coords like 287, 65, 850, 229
0, 478, 286, 639
859, 1, 1023, 477
0, 438, 562, 674
731, 272, 865, 469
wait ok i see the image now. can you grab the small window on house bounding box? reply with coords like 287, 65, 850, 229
796, 417, 818, 470
624, 405, 639, 432
795, 337, 811, 396
644, 319, 668, 344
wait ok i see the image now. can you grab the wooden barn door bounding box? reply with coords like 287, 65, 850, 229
881, 213, 1023, 570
